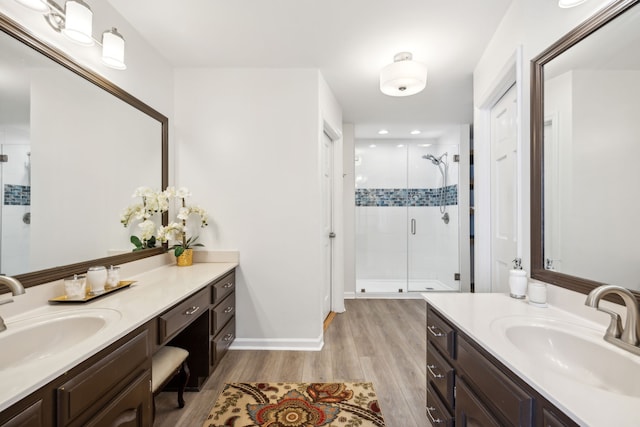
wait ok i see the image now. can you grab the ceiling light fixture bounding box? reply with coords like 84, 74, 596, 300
380, 52, 428, 97
378, 129, 389, 135
61, 0, 93, 45
410, 130, 421, 135
13, 0, 127, 70
558, 0, 588, 8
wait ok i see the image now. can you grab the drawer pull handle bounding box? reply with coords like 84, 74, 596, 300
427, 325, 445, 337
224, 306, 234, 314
184, 306, 200, 316
426, 406, 444, 424
224, 333, 234, 341
427, 364, 444, 379
223, 282, 233, 288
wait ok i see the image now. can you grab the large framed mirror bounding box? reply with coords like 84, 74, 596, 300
531, 0, 640, 303
0, 13, 168, 292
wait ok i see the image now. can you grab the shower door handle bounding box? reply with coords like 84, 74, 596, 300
411, 218, 416, 235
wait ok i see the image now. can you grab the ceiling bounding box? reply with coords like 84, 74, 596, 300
107, 0, 512, 139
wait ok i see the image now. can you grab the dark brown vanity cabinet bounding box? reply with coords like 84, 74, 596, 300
0, 324, 152, 427
160, 269, 236, 389
426, 303, 578, 427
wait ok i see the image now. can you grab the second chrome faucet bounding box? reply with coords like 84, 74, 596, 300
585, 284, 640, 356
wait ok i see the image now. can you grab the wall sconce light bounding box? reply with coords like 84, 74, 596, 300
558, 0, 588, 8
13, 0, 126, 70
379, 52, 428, 97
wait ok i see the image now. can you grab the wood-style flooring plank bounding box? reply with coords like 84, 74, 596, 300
153, 299, 429, 427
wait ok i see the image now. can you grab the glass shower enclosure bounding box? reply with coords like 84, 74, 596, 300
355, 139, 460, 294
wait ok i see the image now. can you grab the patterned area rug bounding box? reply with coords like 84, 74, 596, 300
204, 382, 386, 427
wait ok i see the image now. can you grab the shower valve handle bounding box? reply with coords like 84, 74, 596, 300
411, 218, 416, 235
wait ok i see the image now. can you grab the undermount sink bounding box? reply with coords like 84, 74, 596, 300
491, 316, 640, 397
0, 308, 121, 370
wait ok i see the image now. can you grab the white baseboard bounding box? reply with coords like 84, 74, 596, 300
230, 334, 324, 351
344, 291, 356, 299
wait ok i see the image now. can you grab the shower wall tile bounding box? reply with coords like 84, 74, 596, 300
356, 185, 458, 207
4, 184, 31, 206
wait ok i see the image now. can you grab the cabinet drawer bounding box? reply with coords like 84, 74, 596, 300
426, 306, 456, 358
211, 319, 235, 368
427, 345, 455, 409
457, 335, 533, 426
211, 271, 235, 304
211, 292, 235, 336
158, 287, 209, 344
57, 330, 150, 426
455, 379, 502, 427
426, 387, 454, 427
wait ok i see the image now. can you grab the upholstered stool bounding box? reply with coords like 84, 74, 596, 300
151, 346, 190, 417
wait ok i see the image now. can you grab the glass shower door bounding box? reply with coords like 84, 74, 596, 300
407, 141, 460, 292
355, 141, 408, 293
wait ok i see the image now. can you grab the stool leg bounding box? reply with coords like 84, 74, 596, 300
177, 360, 190, 408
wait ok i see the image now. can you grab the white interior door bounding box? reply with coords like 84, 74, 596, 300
491, 84, 518, 293
321, 132, 334, 319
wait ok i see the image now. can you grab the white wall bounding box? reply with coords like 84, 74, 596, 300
174, 68, 342, 349
473, 0, 613, 291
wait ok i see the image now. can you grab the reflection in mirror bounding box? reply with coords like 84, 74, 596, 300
531, 0, 640, 301
0, 14, 168, 290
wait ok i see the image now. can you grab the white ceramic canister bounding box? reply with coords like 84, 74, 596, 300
86, 266, 107, 295
508, 269, 528, 299
528, 281, 548, 306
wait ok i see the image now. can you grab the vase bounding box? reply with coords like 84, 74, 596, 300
176, 249, 193, 267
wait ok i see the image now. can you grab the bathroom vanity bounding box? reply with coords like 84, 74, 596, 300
0, 261, 236, 426
424, 293, 640, 426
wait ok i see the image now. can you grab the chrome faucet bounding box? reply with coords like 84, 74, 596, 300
0, 276, 26, 332
585, 284, 640, 356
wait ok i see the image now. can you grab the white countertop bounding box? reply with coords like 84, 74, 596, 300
0, 261, 237, 412
423, 292, 640, 427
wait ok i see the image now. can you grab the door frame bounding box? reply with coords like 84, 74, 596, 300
322, 120, 345, 314
474, 46, 524, 292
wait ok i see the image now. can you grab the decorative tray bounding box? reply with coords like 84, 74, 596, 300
49, 281, 136, 303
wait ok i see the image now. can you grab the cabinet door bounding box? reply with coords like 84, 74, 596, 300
455, 379, 501, 427
84, 372, 152, 427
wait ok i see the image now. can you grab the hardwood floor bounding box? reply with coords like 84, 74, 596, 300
153, 299, 429, 427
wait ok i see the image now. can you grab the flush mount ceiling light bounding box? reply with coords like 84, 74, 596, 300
558, 0, 588, 7
380, 52, 428, 97
378, 129, 389, 135
410, 130, 421, 135
13, 0, 127, 70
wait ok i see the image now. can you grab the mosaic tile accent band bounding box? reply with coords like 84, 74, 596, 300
356, 185, 458, 207
4, 184, 31, 206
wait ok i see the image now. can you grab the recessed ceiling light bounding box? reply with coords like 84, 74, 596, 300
418, 143, 432, 147
378, 129, 389, 135
397, 144, 404, 148
369, 144, 377, 148
410, 130, 421, 135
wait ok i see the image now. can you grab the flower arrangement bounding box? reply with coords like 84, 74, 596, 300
121, 186, 208, 259
157, 187, 209, 257
120, 186, 169, 251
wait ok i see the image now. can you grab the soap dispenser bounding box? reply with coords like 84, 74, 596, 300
509, 258, 527, 299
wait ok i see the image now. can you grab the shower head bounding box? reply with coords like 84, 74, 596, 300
422, 154, 440, 165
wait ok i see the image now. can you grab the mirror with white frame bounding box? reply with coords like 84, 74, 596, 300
531, 0, 640, 300
0, 14, 168, 290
